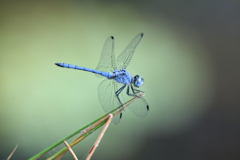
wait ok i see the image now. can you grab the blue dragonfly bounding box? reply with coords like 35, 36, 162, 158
55, 33, 149, 124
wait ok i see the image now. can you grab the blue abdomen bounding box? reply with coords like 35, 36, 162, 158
55, 63, 113, 79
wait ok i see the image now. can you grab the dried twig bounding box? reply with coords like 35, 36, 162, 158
86, 114, 113, 160
63, 141, 78, 160
7, 145, 18, 160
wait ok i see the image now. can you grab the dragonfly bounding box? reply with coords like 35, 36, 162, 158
55, 33, 149, 124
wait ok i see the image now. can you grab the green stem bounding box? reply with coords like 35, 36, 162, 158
47, 119, 107, 160
28, 98, 133, 160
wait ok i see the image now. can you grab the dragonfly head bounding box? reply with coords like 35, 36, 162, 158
133, 75, 144, 88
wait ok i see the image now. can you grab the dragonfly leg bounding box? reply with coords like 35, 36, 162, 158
115, 84, 126, 104
131, 85, 144, 94
127, 84, 144, 97
126, 85, 137, 97
115, 84, 126, 120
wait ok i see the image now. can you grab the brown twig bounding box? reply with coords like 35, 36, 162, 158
86, 114, 113, 160
55, 114, 110, 159
7, 145, 18, 160
63, 141, 78, 160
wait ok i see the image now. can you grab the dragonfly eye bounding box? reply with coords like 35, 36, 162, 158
133, 75, 144, 87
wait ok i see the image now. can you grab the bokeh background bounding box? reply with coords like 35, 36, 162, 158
0, 1, 239, 160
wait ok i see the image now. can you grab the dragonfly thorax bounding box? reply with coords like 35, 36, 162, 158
133, 75, 144, 87
113, 69, 132, 85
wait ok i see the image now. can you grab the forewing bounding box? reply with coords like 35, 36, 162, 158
117, 33, 143, 69
98, 79, 121, 124
95, 36, 117, 78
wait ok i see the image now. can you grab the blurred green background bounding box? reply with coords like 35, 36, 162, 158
0, 1, 239, 160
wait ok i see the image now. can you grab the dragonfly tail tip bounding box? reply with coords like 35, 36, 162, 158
55, 63, 61, 67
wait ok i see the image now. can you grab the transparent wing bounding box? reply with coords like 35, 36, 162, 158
117, 33, 143, 69
128, 96, 149, 118
119, 87, 149, 118
98, 79, 121, 125
95, 36, 117, 78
